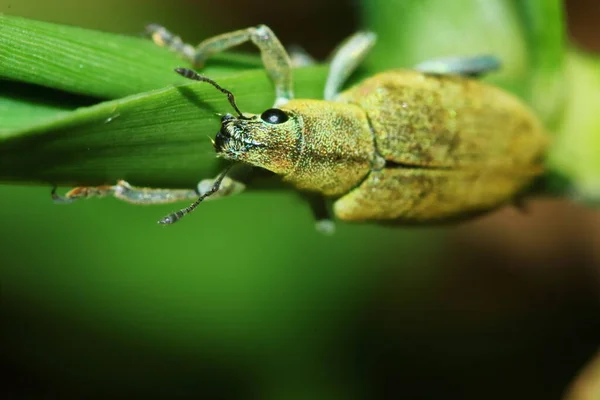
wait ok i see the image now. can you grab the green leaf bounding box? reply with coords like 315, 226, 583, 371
0, 15, 328, 187
546, 49, 600, 202
0, 14, 262, 99
515, 0, 566, 127
0, 67, 328, 187
1, 84, 70, 132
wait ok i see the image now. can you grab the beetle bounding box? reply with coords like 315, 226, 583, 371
54, 25, 548, 233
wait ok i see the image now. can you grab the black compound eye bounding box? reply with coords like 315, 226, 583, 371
260, 108, 289, 124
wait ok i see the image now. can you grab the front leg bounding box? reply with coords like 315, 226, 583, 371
53, 175, 245, 224
147, 24, 293, 106
52, 180, 197, 204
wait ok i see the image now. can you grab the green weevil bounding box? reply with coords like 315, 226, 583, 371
54, 25, 548, 233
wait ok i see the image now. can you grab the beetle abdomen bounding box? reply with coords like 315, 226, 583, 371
333, 70, 549, 222
333, 167, 539, 222
337, 70, 548, 170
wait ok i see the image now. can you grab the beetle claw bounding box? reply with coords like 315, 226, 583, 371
315, 219, 336, 236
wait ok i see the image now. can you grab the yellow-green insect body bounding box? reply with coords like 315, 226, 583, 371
217, 69, 547, 222
335, 70, 547, 220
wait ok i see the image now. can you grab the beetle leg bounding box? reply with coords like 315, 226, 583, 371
52, 183, 120, 204
304, 193, 336, 235
194, 176, 245, 201
324, 31, 377, 101
414, 55, 501, 77
145, 24, 197, 64
287, 44, 316, 68
146, 24, 293, 106
52, 177, 244, 205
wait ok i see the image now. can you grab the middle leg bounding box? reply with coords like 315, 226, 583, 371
324, 31, 377, 101
304, 193, 336, 235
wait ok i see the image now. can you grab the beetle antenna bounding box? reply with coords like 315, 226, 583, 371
158, 164, 234, 225
174, 68, 248, 119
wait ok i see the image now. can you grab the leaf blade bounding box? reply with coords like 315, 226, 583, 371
0, 14, 262, 99
0, 67, 328, 187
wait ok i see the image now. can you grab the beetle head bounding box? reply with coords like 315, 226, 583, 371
215, 108, 302, 175
173, 68, 302, 176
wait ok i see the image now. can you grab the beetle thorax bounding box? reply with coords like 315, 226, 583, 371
280, 100, 375, 196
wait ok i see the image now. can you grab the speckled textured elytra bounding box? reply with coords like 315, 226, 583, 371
55, 25, 548, 231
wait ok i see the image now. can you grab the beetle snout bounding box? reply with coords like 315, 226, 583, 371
214, 126, 229, 152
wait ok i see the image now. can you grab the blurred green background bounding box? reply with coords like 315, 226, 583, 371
1, 0, 599, 398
